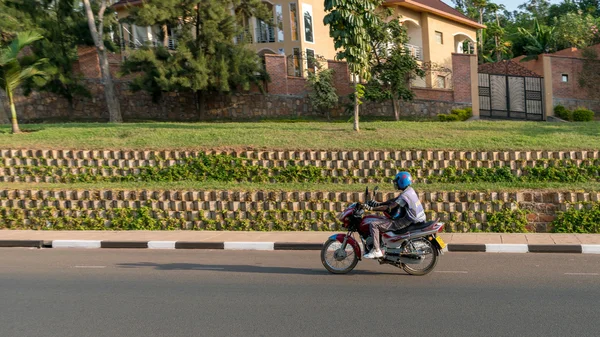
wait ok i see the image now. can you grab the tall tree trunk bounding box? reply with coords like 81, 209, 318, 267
7, 91, 21, 134
82, 0, 123, 123
392, 97, 400, 121
162, 24, 169, 48
353, 78, 360, 132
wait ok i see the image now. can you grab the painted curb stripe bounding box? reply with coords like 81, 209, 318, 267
485, 244, 529, 253
447, 244, 486, 252
0, 240, 43, 248
148, 241, 176, 249
274, 243, 323, 250
224, 242, 274, 251
175, 242, 224, 250
528, 244, 582, 254
100, 241, 148, 249
582, 245, 600, 254
52, 240, 102, 249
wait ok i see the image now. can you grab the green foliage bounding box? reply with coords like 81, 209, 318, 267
572, 108, 595, 121
323, 0, 383, 80
0, 31, 49, 132
554, 104, 571, 120
486, 207, 529, 233
553, 12, 599, 50
518, 19, 556, 60
363, 11, 426, 120
120, 0, 268, 101
552, 203, 600, 233
306, 67, 338, 119
438, 113, 460, 122
437, 108, 472, 122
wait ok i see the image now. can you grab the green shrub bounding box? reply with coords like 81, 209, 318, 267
552, 203, 600, 233
438, 113, 460, 122
554, 105, 571, 120
572, 108, 594, 122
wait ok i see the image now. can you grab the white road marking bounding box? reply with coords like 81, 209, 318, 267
434, 271, 469, 274
52, 240, 101, 249
582, 245, 600, 254
148, 241, 176, 249
564, 273, 599, 276
486, 244, 529, 253
74, 266, 106, 269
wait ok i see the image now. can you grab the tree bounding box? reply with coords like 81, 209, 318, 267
82, 0, 122, 123
364, 13, 425, 121
554, 12, 599, 49
120, 0, 268, 114
306, 63, 338, 121
0, 32, 48, 133
324, 0, 383, 132
13, 0, 92, 114
518, 0, 551, 21
518, 19, 556, 60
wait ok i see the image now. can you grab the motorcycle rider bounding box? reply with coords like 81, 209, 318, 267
362, 171, 426, 259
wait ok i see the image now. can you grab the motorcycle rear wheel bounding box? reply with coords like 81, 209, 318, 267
401, 238, 439, 276
320, 238, 359, 274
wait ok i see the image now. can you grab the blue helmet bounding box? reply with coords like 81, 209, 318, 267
393, 171, 412, 190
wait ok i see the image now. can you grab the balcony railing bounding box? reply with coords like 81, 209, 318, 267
256, 25, 275, 44
404, 43, 423, 61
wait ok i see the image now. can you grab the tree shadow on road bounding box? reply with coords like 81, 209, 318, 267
117, 262, 403, 276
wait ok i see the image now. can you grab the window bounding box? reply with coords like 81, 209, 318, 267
302, 4, 314, 43
436, 75, 446, 88
275, 5, 284, 42
288, 47, 301, 77
306, 49, 316, 74
562, 74, 569, 83
435, 31, 443, 44
290, 3, 299, 41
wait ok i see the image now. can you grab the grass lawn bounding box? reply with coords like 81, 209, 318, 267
0, 120, 598, 151
3, 181, 599, 192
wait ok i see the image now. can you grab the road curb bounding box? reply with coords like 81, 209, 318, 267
1, 240, 599, 254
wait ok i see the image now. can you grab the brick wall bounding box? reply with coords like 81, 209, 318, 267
452, 53, 475, 104
287, 77, 308, 95
413, 88, 454, 101
264, 54, 288, 95
327, 60, 354, 96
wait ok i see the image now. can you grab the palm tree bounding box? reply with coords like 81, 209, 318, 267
0, 31, 48, 134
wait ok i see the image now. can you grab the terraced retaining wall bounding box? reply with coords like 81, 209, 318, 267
0, 188, 596, 233
1, 149, 599, 183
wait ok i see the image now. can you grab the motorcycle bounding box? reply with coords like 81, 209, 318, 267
320, 186, 447, 275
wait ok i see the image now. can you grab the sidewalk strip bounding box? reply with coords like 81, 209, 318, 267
528, 244, 582, 254
148, 241, 176, 250
100, 241, 148, 249
581, 245, 600, 254
224, 242, 274, 251
0, 240, 43, 248
52, 240, 102, 249
175, 242, 224, 250
486, 244, 529, 253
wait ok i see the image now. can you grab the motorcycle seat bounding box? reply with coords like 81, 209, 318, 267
390, 220, 438, 235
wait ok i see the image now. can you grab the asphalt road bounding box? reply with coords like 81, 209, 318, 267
1, 249, 599, 337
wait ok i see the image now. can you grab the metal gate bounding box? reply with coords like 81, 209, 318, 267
478, 73, 544, 120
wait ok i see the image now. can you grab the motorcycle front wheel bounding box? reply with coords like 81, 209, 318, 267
320, 238, 359, 274
401, 238, 439, 276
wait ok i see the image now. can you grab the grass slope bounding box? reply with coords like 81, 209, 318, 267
1, 120, 598, 151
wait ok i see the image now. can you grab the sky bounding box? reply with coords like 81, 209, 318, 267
441, 0, 563, 13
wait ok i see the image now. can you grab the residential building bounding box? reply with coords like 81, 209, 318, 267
111, 0, 483, 88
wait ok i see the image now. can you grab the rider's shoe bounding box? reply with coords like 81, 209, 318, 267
364, 249, 383, 259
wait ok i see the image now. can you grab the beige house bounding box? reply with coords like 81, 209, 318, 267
112, 0, 483, 88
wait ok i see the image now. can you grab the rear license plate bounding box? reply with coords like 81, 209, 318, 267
434, 236, 446, 249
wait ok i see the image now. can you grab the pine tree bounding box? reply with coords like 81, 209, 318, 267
121, 0, 269, 116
